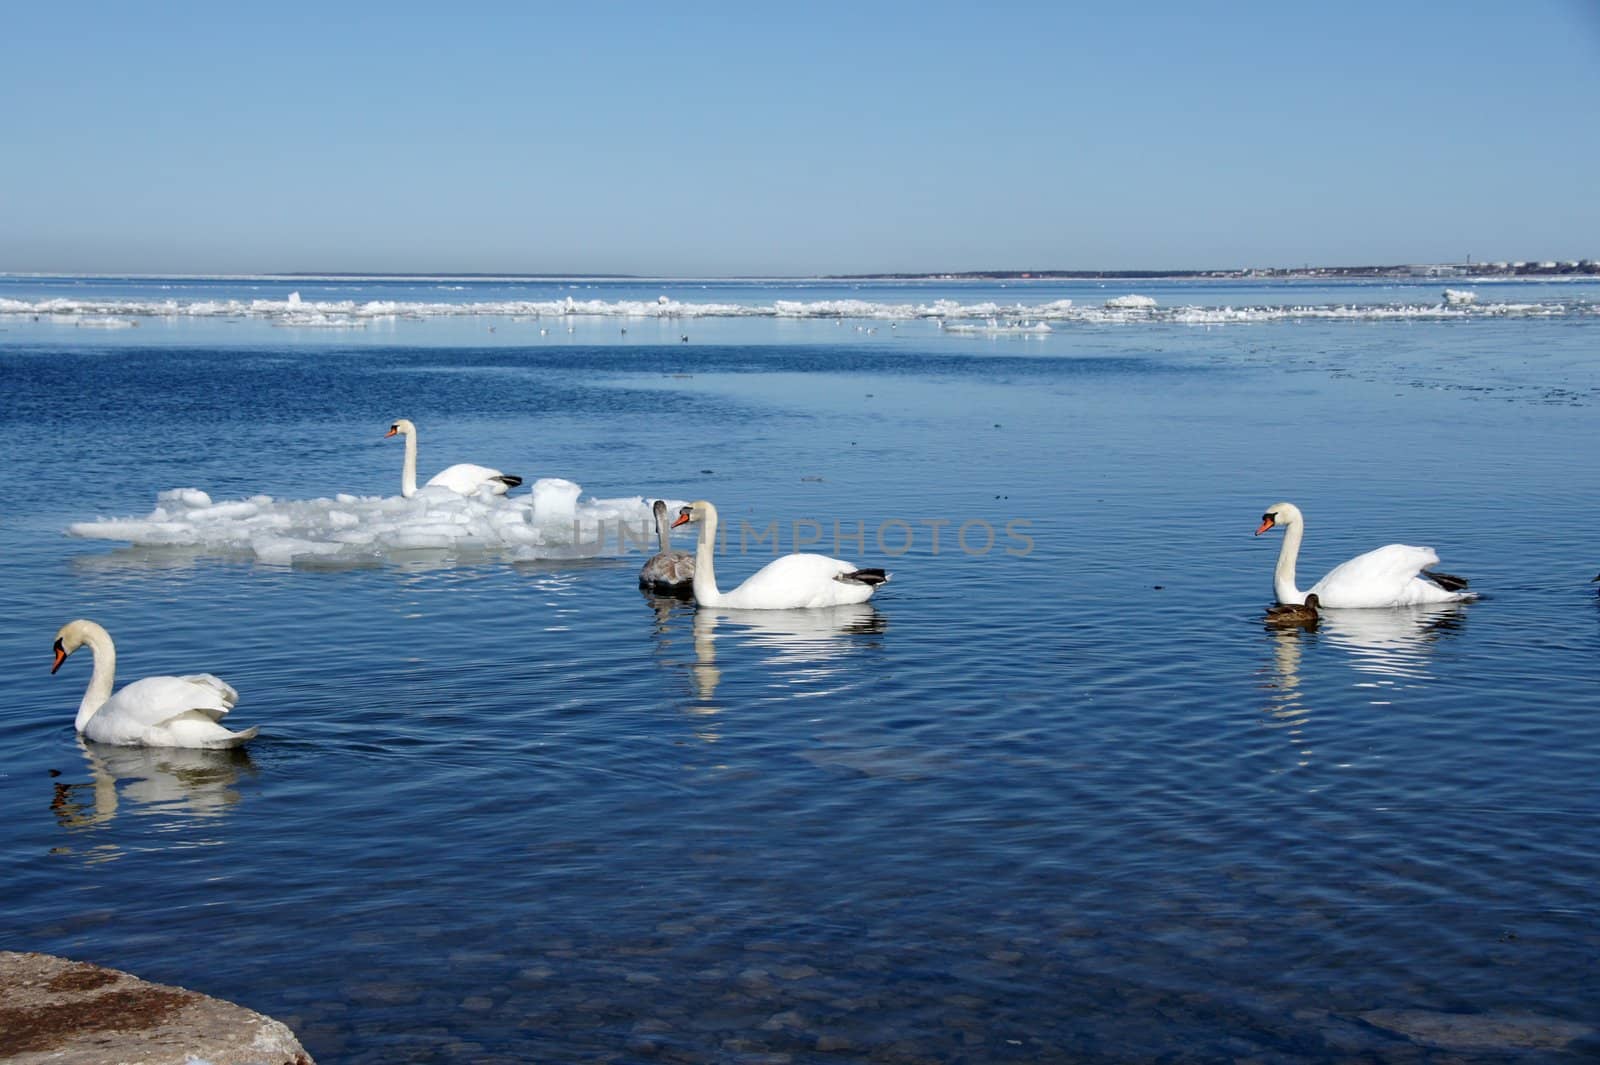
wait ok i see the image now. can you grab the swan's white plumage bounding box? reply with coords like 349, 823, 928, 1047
1259, 502, 1473, 609
712, 552, 875, 609
426, 462, 515, 496
386, 418, 520, 499
676, 500, 886, 609
53, 620, 257, 749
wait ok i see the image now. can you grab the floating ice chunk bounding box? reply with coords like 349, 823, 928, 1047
251, 536, 344, 565
71, 519, 193, 544
943, 318, 1052, 335
1104, 294, 1157, 309
531, 478, 582, 524
390, 530, 456, 551
1443, 288, 1477, 306
187, 500, 262, 522
68, 485, 676, 565
160, 488, 214, 509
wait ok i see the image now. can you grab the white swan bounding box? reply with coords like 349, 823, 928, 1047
385, 418, 523, 498
672, 500, 889, 609
1256, 502, 1473, 608
639, 499, 695, 593
51, 620, 258, 748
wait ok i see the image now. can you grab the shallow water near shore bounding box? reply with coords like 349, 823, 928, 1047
2, 276, 1598, 1063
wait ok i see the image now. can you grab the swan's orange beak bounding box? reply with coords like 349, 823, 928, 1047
51, 644, 67, 674
383, 427, 398, 438
671, 512, 692, 529
1255, 517, 1276, 536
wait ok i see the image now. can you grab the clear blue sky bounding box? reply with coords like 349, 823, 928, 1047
3, 1, 1597, 276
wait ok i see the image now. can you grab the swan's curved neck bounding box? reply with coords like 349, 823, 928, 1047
655, 508, 671, 553
1274, 518, 1307, 604
399, 429, 419, 498
75, 627, 117, 732
692, 510, 725, 606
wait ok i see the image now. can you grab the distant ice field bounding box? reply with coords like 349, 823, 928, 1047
2, 272, 1593, 337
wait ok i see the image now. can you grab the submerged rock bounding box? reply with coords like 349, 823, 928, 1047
0, 951, 313, 1065
1360, 1007, 1594, 1050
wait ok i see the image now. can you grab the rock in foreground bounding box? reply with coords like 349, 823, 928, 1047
0, 952, 312, 1065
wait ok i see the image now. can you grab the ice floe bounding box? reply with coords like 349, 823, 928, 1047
941, 318, 1052, 335
68, 482, 675, 566
3, 291, 1591, 330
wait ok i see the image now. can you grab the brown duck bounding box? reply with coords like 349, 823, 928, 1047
1264, 593, 1320, 627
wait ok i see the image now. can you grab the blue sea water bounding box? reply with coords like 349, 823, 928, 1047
1, 275, 1598, 1063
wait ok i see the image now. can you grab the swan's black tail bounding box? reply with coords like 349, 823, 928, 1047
1424, 570, 1469, 592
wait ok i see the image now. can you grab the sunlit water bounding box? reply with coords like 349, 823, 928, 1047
2, 276, 1598, 1063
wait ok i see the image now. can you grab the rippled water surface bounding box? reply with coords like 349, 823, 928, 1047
2, 277, 1598, 1063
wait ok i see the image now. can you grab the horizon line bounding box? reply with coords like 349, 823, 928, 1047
3, 259, 1596, 284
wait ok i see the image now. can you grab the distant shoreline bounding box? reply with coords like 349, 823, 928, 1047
2, 262, 1596, 283
831, 262, 1600, 282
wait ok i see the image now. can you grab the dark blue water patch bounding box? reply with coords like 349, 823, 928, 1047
0, 340, 1209, 420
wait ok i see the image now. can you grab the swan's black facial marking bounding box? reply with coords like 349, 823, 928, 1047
50, 638, 67, 674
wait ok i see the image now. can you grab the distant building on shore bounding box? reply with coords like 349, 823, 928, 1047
833, 259, 1598, 282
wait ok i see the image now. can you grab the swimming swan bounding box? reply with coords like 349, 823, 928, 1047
1256, 502, 1472, 608
639, 499, 695, 593
385, 418, 523, 498
672, 500, 888, 609
51, 620, 258, 748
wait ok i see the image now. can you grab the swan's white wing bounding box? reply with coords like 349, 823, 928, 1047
152, 718, 258, 749
1309, 543, 1456, 608
176, 674, 240, 715
426, 463, 517, 496
723, 553, 877, 609
83, 674, 243, 745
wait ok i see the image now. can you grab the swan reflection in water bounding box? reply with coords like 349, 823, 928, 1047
642, 592, 886, 732
1316, 603, 1467, 684
1257, 604, 1467, 770
51, 739, 256, 858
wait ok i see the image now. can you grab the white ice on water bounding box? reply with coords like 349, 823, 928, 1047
69, 481, 675, 565
941, 318, 1052, 335
1166, 301, 1557, 324
3, 291, 1587, 329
